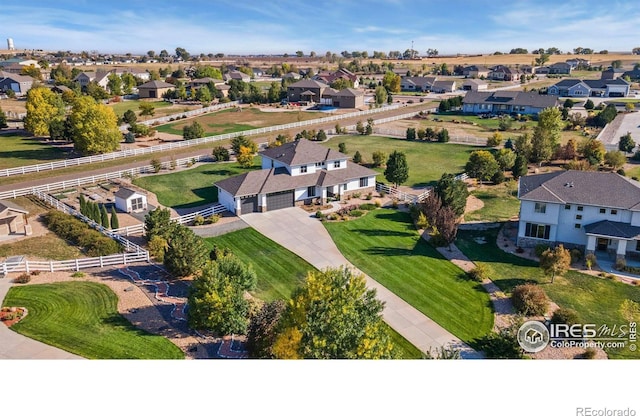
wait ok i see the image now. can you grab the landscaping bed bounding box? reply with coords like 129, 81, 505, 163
0, 306, 27, 327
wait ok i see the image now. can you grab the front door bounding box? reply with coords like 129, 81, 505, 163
596, 238, 609, 251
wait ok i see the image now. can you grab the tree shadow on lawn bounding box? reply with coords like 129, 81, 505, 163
352, 228, 416, 238
0, 146, 70, 163
172, 187, 218, 210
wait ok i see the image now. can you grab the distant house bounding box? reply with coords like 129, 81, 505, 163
224, 70, 251, 82
137, 80, 175, 99
462, 79, 488, 92
623, 69, 640, 81
0, 72, 34, 96
489, 65, 521, 81
287, 79, 363, 108
282, 72, 302, 81
314, 68, 359, 88
324, 88, 365, 108
287, 79, 328, 103
548, 78, 630, 97
216, 139, 377, 214
73, 71, 110, 89
462, 65, 490, 78
252, 68, 264, 78
517, 170, 640, 261
0, 200, 28, 236
431, 80, 456, 93
547, 62, 572, 75
400, 76, 437, 92
566, 58, 590, 69
114, 188, 148, 213
462, 91, 558, 115
601, 67, 626, 80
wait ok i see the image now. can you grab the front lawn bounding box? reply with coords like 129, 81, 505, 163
456, 228, 640, 359
204, 228, 312, 302
325, 136, 478, 187
464, 183, 521, 223
324, 209, 494, 343
2, 281, 184, 359
132, 158, 259, 209
0, 134, 70, 169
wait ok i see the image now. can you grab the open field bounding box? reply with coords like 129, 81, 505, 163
155, 107, 327, 136
0, 232, 84, 261
132, 158, 259, 209
0, 98, 27, 117
326, 135, 478, 187
456, 228, 640, 359
0, 134, 71, 170
324, 209, 494, 343
2, 281, 185, 359
108, 99, 194, 119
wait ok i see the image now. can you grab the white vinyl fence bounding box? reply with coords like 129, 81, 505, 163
376, 173, 468, 204
1, 252, 149, 276
118, 101, 240, 131
1, 104, 401, 177
372, 127, 488, 146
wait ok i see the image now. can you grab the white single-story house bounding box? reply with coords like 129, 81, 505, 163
114, 188, 148, 213
518, 170, 640, 260
0, 200, 28, 236
547, 78, 631, 98
216, 139, 378, 215
462, 91, 558, 115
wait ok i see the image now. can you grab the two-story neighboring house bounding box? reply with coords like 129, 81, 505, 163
215, 139, 378, 215
517, 170, 640, 260
0, 71, 34, 96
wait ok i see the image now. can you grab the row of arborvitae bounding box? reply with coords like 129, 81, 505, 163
78, 194, 119, 229
44, 210, 122, 257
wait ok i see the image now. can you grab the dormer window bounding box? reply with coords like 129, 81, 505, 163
334, 161, 340, 168
300, 165, 307, 173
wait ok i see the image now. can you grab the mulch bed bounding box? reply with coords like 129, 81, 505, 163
0, 307, 27, 328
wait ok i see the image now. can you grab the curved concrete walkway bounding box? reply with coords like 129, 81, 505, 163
0, 278, 82, 359
241, 207, 482, 359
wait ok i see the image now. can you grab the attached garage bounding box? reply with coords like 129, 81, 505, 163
266, 190, 294, 211
240, 195, 259, 214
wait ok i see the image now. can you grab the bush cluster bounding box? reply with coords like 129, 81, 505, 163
511, 284, 549, 316
467, 264, 489, 282
14, 273, 31, 284
44, 211, 122, 257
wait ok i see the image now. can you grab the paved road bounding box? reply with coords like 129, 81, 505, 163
0, 277, 83, 359
240, 207, 482, 358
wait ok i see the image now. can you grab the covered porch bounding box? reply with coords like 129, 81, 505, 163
584, 220, 640, 261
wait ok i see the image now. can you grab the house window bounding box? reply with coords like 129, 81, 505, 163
315, 162, 324, 167
576, 215, 582, 220
524, 223, 550, 240
334, 161, 341, 168
599, 208, 606, 214
131, 197, 144, 211
575, 224, 581, 229
343, 184, 347, 191
636, 241, 640, 252
577, 206, 584, 211
534, 203, 546, 213
565, 204, 571, 210
611, 209, 618, 215
307, 186, 316, 197
359, 177, 368, 188
300, 165, 307, 173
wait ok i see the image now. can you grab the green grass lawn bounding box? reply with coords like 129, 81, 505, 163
464, 183, 521, 223
389, 327, 424, 359
326, 136, 478, 187
204, 228, 313, 302
2, 281, 184, 359
324, 209, 494, 343
433, 113, 537, 131
132, 158, 259, 209
456, 228, 640, 359
0, 134, 70, 170
109, 100, 173, 117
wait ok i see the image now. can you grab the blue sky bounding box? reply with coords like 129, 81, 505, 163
2, 0, 640, 55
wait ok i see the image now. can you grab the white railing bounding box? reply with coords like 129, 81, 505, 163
1, 104, 401, 177
372, 127, 488, 146
376, 183, 431, 204
118, 101, 241, 131
0, 154, 211, 200
0, 252, 149, 276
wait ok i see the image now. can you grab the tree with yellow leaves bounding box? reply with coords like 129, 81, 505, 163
68, 96, 121, 155
236, 145, 254, 168
24, 87, 65, 136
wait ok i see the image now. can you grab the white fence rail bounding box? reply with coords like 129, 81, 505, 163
376, 173, 468, 204
372, 127, 488, 146
1, 104, 401, 178
1, 252, 149, 276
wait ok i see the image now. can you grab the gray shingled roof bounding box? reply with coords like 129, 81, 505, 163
463, 91, 558, 108
583, 220, 640, 239
216, 163, 378, 197
519, 171, 640, 210
551, 79, 585, 88
114, 187, 143, 199
260, 139, 346, 166
288, 79, 328, 89
583, 78, 630, 88
0, 199, 28, 215
138, 80, 175, 89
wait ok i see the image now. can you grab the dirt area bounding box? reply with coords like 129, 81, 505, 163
464, 195, 484, 213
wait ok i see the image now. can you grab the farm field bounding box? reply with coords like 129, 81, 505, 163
132, 158, 260, 209
155, 107, 327, 136
324, 209, 494, 343
2, 281, 185, 359
325, 135, 477, 187
456, 228, 640, 359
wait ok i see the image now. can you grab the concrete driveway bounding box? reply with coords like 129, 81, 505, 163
241, 207, 481, 358
0, 278, 82, 359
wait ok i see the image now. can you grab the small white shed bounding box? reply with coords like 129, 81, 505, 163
114, 188, 148, 213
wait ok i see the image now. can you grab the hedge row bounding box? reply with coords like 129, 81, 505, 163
44, 210, 123, 257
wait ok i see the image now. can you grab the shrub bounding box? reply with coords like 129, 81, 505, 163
359, 203, 377, 211
585, 253, 597, 270
150, 158, 162, 173
349, 209, 364, 217
71, 272, 85, 278
206, 214, 221, 224
467, 264, 489, 282
193, 215, 205, 226
315, 210, 325, 219
474, 325, 523, 359
212, 146, 230, 162
551, 308, 580, 327
534, 244, 551, 258
615, 257, 626, 271
416, 212, 429, 229
570, 248, 583, 263
511, 284, 549, 316
491, 170, 505, 184
14, 273, 31, 284
392, 199, 399, 208
374, 199, 382, 207
365, 192, 373, 200
30, 270, 41, 276
582, 348, 597, 359
429, 232, 447, 247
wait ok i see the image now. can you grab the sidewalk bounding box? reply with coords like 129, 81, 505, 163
241, 207, 483, 358
0, 277, 83, 359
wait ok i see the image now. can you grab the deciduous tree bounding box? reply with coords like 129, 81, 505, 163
495, 148, 516, 172
435, 173, 469, 217
164, 224, 209, 277
465, 150, 499, 184
382, 71, 401, 93
539, 245, 571, 283
24, 87, 65, 136
237, 145, 255, 168
384, 150, 409, 187
619, 132, 636, 153
531, 107, 563, 164
604, 150, 627, 170
68, 96, 121, 155
231, 135, 258, 154
0, 107, 8, 129
139, 102, 155, 117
